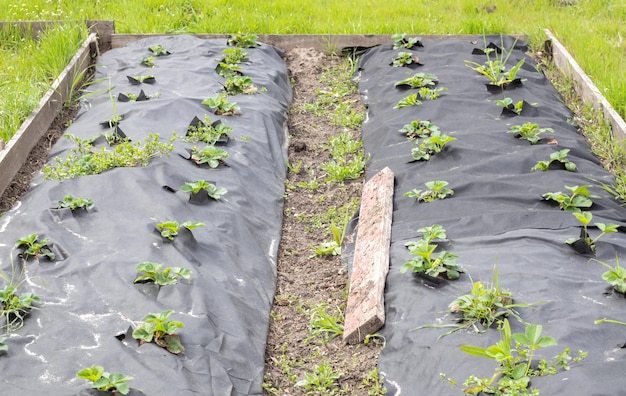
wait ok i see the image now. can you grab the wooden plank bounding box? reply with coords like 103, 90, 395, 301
544, 29, 626, 140
343, 167, 394, 345
111, 33, 528, 51
0, 33, 97, 198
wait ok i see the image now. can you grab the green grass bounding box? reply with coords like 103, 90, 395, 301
0, 22, 87, 143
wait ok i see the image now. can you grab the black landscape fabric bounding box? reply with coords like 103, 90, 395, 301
0, 35, 290, 395
357, 35, 626, 395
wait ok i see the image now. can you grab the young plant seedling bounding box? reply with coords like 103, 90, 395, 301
76, 365, 133, 395
565, 211, 618, 254
391, 51, 419, 67
140, 56, 157, 68
392, 33, 422, 49
404, 180, 454, 203
156, 221, 205, 241
134, 262, 191, 286
542, 185, 597, 212
202, 93, 240, 115
531, 148, 577, 172
15, 234, 55, 261
593, 256, 626, 294
465, 40, 525, 87
224, 75, 258, 95
295, 362, 342, 393
411, 132, 456, 161
132, 310, 185, 354
222, 47, 249, 64
185, 115, 232, 144
399, 120, 440, 140
395, 73, 438, 89
418, 86, 447, 100
447, 319, 586, 395
190, 145, 229, 168
496, 97, 524, 115
181, 180, 228, 200
227, 32, 260, 48
307, 302, 344, 344
149, 44, 169, 56
507, 122, 554, 144
394, 93, 421, 109
56, 194, 94, 211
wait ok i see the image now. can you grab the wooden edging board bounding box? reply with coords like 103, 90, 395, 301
544, 29, 626, 140
0, 33, 97, 198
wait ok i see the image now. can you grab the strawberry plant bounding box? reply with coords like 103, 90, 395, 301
565, 211, 618, 254
128, 74, 155, 84
404, 180, 454, 202
227, 32, 259, 48
392, 34, 422, 49
496, 97, 524, 115
593, 257, 626, 294
222, 47, 249, 64
190, 145, 229, 168
531, 148, 577, 172
185, 115, 232, 144
149, 44, 169, 56
181, 180, 227, 200
399, 120, 440, 140
0, 336, 6, 352
401, 239, 462, 280
76, 365, 133, 395
445, 319, 586, 395
134, 262, 191, 286
542, 185, 597, 212
224, 75, 258, 95
411, 132, 456, 161
395, 73, 438, 89
202, 93, 240, 115
394, 93, 421, 109
216, 61, 242, 78
132, 310, 185, 354
140, 56, 156, 68
57, 194, 94, 211
156, 221, 205, 241
0, 283, 40, 332
418, 86, 447, 100
507, 122, 554, 145
15, 233, 55, 261
391, 51, 419, 67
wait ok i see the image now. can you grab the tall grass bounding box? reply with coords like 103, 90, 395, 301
0, 0, 624, 141
0, 23, 87, 143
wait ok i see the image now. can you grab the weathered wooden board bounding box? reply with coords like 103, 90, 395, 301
343, 167, 394, 344
545, 29, 626, 140
0, 33, 97, 198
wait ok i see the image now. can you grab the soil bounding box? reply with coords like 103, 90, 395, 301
0, 48, 382, 394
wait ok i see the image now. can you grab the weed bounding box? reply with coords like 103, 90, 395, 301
43, 133, 175, 181
507, 122, 554, 144
15, 233, 55, 261
285, 160, 302, 174
132, 310, 185, 354
295, 362, 342, 393
134, 262, 192, 286
307, 302, 344, 343
76, 365, 133, 395
465, 38, 525, 87
449, 319, 586, 395
156, 221, 205, 241
404, 180, 454, 202
312, 223, 346, 257
531, 148, 577, 172
56, 194, 94, 211
360, 368, 387, 396
321, 131, 368, 183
